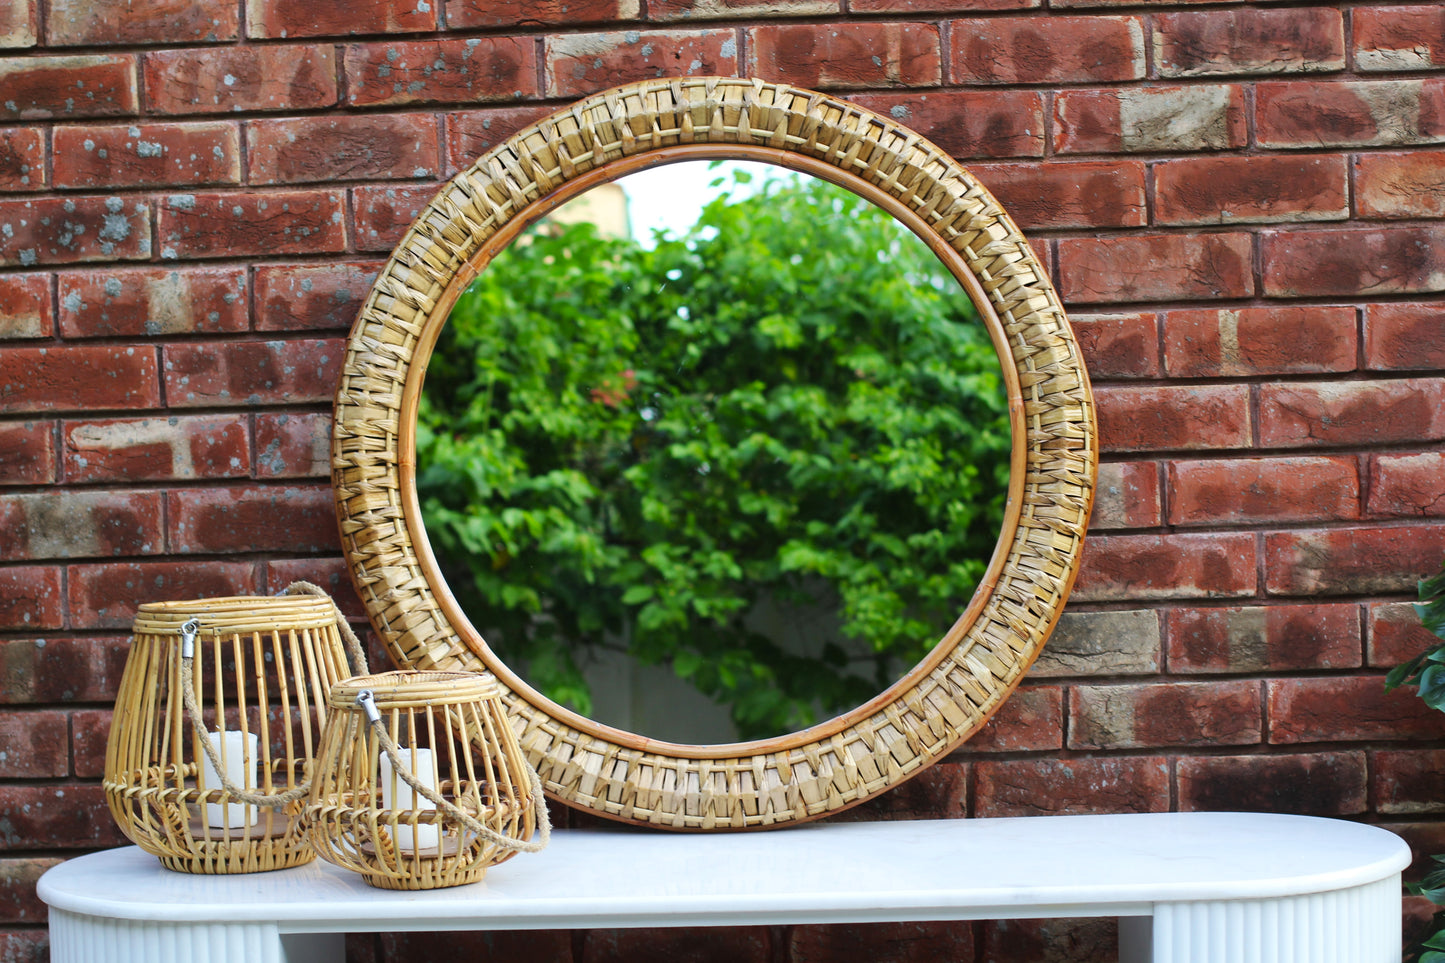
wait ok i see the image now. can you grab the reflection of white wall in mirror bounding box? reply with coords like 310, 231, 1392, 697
546, 182, 630, 239
620, 161, 802, 247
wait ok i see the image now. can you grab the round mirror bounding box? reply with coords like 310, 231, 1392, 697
334, 78, 1096, 830
415, 160, 1012, 745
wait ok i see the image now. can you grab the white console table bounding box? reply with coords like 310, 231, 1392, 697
40, 812, 1410, 963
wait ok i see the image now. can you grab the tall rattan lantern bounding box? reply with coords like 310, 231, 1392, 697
104, 591, 365, 874
304, 670, 549, 890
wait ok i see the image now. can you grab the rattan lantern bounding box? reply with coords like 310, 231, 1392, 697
304, 670, 550, 890
104, 590, 366, 874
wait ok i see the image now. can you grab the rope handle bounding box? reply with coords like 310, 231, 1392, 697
179, 617, 312, 809
279, 580, 370, 677
357, 689, 551, 855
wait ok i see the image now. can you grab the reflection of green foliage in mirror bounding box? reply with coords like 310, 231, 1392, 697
416, 170, 1011, 741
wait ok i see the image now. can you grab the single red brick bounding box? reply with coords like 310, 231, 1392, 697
0, 345, 160, 413
1155, 8, 1343, 77
0, 710, 68, 776
0, 490, 164, 560
1269, 675, 1445, 743
254, 262, 382, 332
163, 338, 342, 407
70, 708, 110, 779
1355, 151, 1445, 219
157, 191, 346, 259
1094, 384, 1250, 452
1168, 456, 1359, 526
1395, 824, 1445, 879
0, 568, 62, 631
588, 927, 771, 963
446, 106, 559, 173
378, 931, 574, 963
1069, 680, 1261, 750
254, 412, 330, 479
0, 55, 137, 121
345, 38, 538, 108
0, 857, 60, 924
1355, 6, 1445, 72
1264, 226, 1445, 297
1368, 452, 1445, 519
1257, 79, 1445, 149
1163, 305, 1356, 377
1369, 601, 1442, 668
248, 0, 435, 38
0, 636, 130, 704
1054, 85, 1246, 154
48, 0, 236, 45
970, 161, 1145, 230
247, 115, 440, 186
1167, 603, 1362, 674
1177, 752, 1367, 815
167, 484, 340, 555
1264, 525, 1445, 597
1259, 378, 1445, 448
452, 0, 642, 27
847, 91, 1044, 161
1375, 749, 1445, 815
0, 128, 44, 191
1073, 531, 1256, 602
0, 1, 37, 47
0, 785, 124, 850
0, 423, 54, 486
1091, 460, 1161, 530
790, 922, 973, 963
1032, 609, 1161, 678
747, 23, 938, 90
0, 931, 46, 963
1068, 312, 1158, 380
548, 30, 741, 99
68, 560, 257, 628
0, 196, 151, 267
975, 756, 1169, 817
58, 266, 246, 338
950, 16, 1144, 84
980, 918, 1117, 963
1058, 233, 1254, 304
63, 414, 249, 482
1155, 154, 1347, 226
353, 184, 435, 252
264, 558, 367, 622
144, 45, 337, 115
1365, 302, 1445, 371
840, 760, 967, 822
53, 122, 239, 189
0, 274, 51, 339
960, 685, 1062, 752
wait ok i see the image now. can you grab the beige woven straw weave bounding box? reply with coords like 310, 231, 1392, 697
332, 77, 1096, 830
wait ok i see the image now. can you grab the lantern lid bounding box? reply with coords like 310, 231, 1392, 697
329, 670, 500, 710
133, 595, 342, 635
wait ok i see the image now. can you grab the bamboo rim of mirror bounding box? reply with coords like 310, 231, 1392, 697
334, 77, 1097, 830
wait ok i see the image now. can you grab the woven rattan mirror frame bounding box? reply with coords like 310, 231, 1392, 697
333, 77, 1096, 830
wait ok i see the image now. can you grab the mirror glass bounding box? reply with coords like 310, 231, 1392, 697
414, 161, 1011, 744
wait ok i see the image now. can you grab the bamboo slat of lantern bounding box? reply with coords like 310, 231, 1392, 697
104, 593, 362, 874
305, 670, 549, 890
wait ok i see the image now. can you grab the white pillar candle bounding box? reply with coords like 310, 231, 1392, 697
381, 747, 441, 852
200, 730, 258, 829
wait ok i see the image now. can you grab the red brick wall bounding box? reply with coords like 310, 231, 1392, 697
2, 1, 1444, 960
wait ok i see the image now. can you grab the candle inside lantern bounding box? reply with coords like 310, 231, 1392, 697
381, 747, 441, 852
200, 730, 258, 829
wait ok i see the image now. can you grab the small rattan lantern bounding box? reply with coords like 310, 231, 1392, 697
104, 589, 366, 874
304, 670, 550, 890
